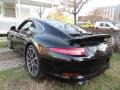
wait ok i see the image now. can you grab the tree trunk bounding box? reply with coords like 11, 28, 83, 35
74, 13, 77, 25
74, 0, 77, 25
39, 7, 42, 18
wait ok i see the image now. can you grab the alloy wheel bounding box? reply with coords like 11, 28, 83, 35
26, 47, 39, 77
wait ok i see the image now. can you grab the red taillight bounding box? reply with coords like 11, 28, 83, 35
48, 48, 85, 56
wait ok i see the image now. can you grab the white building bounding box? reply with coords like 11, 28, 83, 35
100, 5, 120, 24
0, 0, 59, 34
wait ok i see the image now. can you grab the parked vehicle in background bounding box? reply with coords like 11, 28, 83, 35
77, 21, 86, 26
95, 21, 119, 30
115, 23, 120, 28
80, 23, 95, 29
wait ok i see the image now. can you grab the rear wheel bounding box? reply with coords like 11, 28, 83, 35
25, 45, 44, 79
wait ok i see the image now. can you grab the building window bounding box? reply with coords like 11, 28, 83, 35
3, 2, 15, 17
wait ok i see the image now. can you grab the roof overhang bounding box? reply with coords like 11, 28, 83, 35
0, 0, 60, 7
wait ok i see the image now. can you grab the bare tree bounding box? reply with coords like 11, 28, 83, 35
87, 8, 105, 22
35, 6, 45, 18
61, 0, 88, 25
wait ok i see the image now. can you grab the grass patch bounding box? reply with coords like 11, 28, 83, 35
0, 67, 29, 81
0, 40, 7, 48
111, 53, 120, 61
0, 53, 120, 90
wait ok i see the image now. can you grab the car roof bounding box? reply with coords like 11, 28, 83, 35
95, 21, 112, 23
27, 18, 46, 22
27, 18, 60, 23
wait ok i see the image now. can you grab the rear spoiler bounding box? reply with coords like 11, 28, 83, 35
68, 34, 111, 42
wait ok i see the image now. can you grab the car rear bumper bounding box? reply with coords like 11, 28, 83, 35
49, 63, 109, 82
40, 51, 110, 81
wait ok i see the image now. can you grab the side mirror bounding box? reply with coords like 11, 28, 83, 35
10, 26, 16, 31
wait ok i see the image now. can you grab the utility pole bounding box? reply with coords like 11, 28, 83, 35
18, 0, 21, 19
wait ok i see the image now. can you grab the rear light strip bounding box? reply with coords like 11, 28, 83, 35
49, 48, 85, 56
63, 73, 80, 77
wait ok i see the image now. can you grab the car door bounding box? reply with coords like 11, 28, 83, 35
14, 21, 34, 54
105, 23, 111, 29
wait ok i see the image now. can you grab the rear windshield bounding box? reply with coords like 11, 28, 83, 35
44, 20, 87, 34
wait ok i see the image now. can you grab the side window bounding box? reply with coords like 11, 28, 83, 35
83, 23, 87, 25
3, 3, 15, 17
105, 23, 110, 27
20, 22, 33, 30
100, 23, 104, 26
35, 22, 44, 32
19, 21, 35, 34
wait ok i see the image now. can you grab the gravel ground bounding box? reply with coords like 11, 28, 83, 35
0, 48, 21, 60
0, 48, 24, 71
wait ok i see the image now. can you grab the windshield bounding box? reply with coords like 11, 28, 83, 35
44, 20, 88, 34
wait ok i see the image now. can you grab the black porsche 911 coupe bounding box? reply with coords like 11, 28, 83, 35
7, 18, 112, 82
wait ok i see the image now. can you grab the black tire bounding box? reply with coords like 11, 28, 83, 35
25, 45, 44, 79
96, 27, 98, 29
8, 38, 13, 49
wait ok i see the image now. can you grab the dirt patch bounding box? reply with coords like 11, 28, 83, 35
0, 51, 21, 61
0, 48, 24, 71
